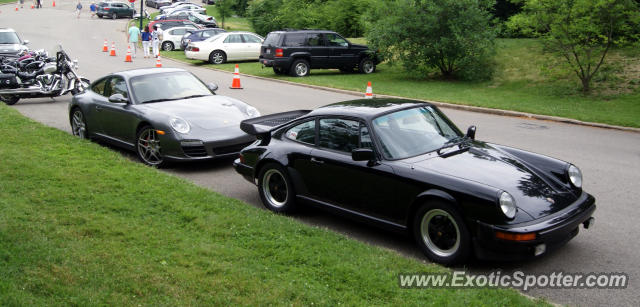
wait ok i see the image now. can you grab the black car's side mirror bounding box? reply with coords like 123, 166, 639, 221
466, 125, 476, 140
207, 83, 218, 93
352, 148, 375, 162
108, 93, 129, 104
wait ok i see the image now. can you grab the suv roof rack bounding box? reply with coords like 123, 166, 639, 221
279, 28, 332, 32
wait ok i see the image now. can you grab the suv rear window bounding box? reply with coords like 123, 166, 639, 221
263, 33, 282, 46
283, 33, 306, 47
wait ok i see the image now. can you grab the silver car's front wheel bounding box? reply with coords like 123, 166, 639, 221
136, 126, 165, 167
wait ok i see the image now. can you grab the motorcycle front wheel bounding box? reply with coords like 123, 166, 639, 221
0, 95, 20, 105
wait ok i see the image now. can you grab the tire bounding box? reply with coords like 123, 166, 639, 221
70, 108, 89, 139
208, 50, 226, 64
273, 66, 287, 75
161, 41, 174, 51
111, 13, 117, 20
289, 59, 310, 77
257, 163, 296, 213
358, 57, 376, 74
0, 95, 20, 105
412, 201, 471, 265
136, 125, 166, 167
71, 78, 91, 95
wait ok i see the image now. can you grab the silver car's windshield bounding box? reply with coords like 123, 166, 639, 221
130, 71, 212, 104
0, 32, 21, 44
371, 106, 462, 159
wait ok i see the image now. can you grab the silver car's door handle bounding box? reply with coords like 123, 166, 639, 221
310, 157, 324, 164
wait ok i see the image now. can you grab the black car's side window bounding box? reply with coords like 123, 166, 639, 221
318, 118, 360, 153
91, 78, 107, 97
307, 34, 324, 47
283, 33, 306, 47
285, 120, 316, 145
107, 77, 128, 99
325, 33, 349, 47
360, 124, 373, 149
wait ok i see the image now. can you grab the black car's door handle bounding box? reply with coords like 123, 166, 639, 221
310, 157, 324, 164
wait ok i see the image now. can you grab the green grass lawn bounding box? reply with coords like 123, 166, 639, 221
0, 105, 544, 305
165, 38, 640, 128
205, 5, 252, 31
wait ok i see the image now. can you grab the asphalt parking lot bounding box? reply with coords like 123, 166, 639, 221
3, 3, 640, 306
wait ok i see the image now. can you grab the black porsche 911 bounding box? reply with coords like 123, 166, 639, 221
69, 68, 260, 166
233, 98, 596, 265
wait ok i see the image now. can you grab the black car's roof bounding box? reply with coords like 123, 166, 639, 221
112, 68, 186, 79
307, 98, 433, 120
270, 29, 336, 34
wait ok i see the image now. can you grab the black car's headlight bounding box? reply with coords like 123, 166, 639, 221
245, 106, 260, 118
499, 191, 517, 219
169, 117, 190, 134
568, 164, 582, 188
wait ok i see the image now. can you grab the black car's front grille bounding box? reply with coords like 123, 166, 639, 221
213, 142, 253, 156
182, 145, 208, 157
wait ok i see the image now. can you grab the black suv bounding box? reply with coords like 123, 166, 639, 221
259, 30, 379, 77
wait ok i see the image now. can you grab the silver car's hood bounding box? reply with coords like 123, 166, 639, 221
0, 44, 27, 55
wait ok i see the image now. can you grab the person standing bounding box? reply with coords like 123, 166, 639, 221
127, 25, 141, 58
151, 25, 162, 58
76, 1, 83, 19
19, 0, 24, 9
36, 0, 41, 9
89, 2, 97, 18
141, 27, 151, 59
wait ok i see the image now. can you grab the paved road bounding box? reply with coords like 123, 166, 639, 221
4, 4, 640, 306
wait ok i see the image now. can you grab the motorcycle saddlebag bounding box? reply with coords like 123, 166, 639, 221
0, 73, 19, 89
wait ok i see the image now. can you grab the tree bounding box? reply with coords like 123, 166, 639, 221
217, 0, 235, 29
508, 0, 640, 92
364, 0, 497, 80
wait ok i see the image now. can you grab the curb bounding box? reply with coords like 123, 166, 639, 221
164, 57, 640, 134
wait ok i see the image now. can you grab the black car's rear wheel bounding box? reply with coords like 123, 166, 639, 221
111, 13, 117, 20
290, 59, 310, 77
413, 201, 470, 265
136, 126, 166, 167
209, 50, 226, 64
358, 57, 376, 74
258, 163, 296, 213
70, 108, 88, 139
0, 95, 19, 105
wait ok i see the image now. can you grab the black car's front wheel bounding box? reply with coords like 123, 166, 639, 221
413, 201, 470, 265
136, 126, 166, 167
358, 57, 376, 74
258, 163, 296, 213
290, 59, 310, 77
0, 95, 19, 105
70, 108, 88, 139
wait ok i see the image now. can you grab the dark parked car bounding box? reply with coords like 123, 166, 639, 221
180, 28, 226, 50
233, 98, 596, 264
259, 30, 379, 77
97, 1, 135, 19
69, 68, 260, 167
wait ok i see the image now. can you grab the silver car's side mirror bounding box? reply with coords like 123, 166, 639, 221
108, 93, 129, 104
207, 83, 218, 93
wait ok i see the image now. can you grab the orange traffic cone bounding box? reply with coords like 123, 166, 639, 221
15, 5, 18, 11
109, 42, 116, 56
53, 1, 56, 7
365, 81, 373, 99
229, 64, 243, 89
102, 40, 108, 52
31, 5, 34, 9
155, 55, 162, 68
124, 46, 132, 62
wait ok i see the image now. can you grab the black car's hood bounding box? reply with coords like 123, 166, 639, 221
411, 142, 576, 219
350, 43, 368, 50
137, 95, 252, 130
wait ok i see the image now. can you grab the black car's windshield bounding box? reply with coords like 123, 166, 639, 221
0, 32, 21, 44
131, 71, 213, 104
371, 106, 462, 159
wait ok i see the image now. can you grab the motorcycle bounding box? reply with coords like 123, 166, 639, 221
0, 45, 90, 105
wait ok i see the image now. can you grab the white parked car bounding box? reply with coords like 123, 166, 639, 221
160, 26, 198, 51
185, 32, 264, 64
161, 4, 205, 16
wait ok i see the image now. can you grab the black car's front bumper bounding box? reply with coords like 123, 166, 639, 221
473, 192, 596, 261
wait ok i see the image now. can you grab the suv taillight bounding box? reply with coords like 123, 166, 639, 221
275, 48, 283, 57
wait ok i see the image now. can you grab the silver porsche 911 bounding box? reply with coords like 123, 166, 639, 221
69, 68, 260, 167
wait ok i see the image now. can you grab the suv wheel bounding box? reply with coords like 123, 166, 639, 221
359, 57, 376, 74
290, 59, 310, 77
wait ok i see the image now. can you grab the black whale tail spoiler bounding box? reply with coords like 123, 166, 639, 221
240, 110, 311, 143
